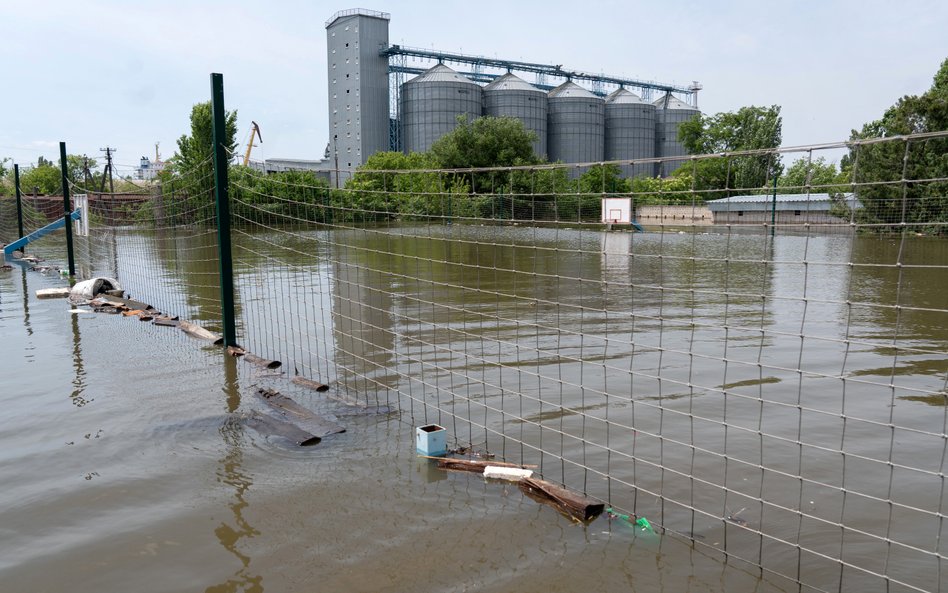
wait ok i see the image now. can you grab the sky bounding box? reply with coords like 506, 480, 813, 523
2, 0, 946, 176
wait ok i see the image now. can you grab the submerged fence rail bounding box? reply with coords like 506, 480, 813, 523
5, 128, 948, 593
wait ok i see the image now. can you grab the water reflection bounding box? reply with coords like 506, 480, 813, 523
20, 267, 32, 336
206, 355, 262, 593
332, 238, 398, 403
110, 228, 226, 326
68, 311, 90, 408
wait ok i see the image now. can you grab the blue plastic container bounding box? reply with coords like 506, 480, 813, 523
416, 424, 447, 456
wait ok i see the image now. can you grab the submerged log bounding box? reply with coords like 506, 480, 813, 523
179, 320, 224, 345
291, 375, 329, 392
242, 411, 321, 447
518, 477, 605, 523
255, 388, 345, 437
243, 353, 282, 370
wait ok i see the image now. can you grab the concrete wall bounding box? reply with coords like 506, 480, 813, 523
711, 210, 850, 225
636, 205, 712, 225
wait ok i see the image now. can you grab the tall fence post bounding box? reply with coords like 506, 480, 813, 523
14, 164, 24, 246
210, 72, 237, 348
59, 141, 76, 279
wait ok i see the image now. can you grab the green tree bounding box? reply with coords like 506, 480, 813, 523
157, 101, 238, 222
18, 163, 62, 194
229, 166, 332, 224
778, 156, 846, 194
0, 158, 9, 196
345, 151, 471, 221
16, 154, 103, 194
577, 164, 631, 195
848, 58, 948, 232
630, 173, 696, 205
679, 105, 783, 197
169, 101, 238, 177
429, 115, 540, 194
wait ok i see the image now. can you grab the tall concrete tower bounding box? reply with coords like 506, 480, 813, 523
325, 9, 390, 181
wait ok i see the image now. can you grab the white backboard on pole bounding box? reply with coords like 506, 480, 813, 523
601, 197, 631, 224
74, 194, 90, 237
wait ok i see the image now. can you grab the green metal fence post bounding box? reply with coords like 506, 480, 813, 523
210, 72, 237, 348
59, 142, 76, 278
770, 175, 777, 238
14, 164, 24, 246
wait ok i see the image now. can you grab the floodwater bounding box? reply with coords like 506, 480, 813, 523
1, 224, 946, 593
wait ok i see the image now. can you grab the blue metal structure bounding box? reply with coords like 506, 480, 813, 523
3, 208, 81, 256
380, 45, 695, 96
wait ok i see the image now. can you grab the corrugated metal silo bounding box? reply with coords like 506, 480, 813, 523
483, 73, 548, 159
547, 81, 604, 176
604, 88, 655, 178
653, 93, 700, 176
400, 63, 483, 154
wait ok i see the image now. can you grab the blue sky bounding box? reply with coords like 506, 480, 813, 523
2, 0, 945, 174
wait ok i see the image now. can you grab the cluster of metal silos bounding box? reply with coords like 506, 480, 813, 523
399, 63, 697, 177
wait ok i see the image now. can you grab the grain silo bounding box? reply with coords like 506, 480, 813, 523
400, 63, 483, 154
547, 81, 604, 175
654, 93, 700, 176
604, 88, 656, 178
483, 73, 548, 159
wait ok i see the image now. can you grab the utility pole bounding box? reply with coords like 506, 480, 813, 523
99, 146, 115, 194
82, 157, 93, 189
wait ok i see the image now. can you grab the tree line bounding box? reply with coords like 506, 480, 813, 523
6, 57, 943, 233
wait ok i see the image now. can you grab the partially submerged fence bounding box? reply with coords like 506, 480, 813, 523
5, 90, 947, 592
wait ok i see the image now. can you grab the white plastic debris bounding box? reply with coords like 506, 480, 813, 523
70, 277, 122, 300
35, 287, 71, 299
483, 466, 533, 481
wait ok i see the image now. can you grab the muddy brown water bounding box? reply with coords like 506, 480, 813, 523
1, 225, 945, 592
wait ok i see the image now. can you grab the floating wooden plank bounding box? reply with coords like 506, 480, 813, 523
153, 316, 180, 327
518, 477, 605, 523
36, 287, 71, 299
179, 320, 224, 345
436, 458, 530, 473
255, 387, 345, 437
291, 375, 330, 392
242, 412, 321, 447
93, 294, 156, 313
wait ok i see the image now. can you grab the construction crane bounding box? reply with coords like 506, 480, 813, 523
242, 121, 262, 166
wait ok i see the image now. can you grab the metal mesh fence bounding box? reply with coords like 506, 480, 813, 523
5, 132, 946, 592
